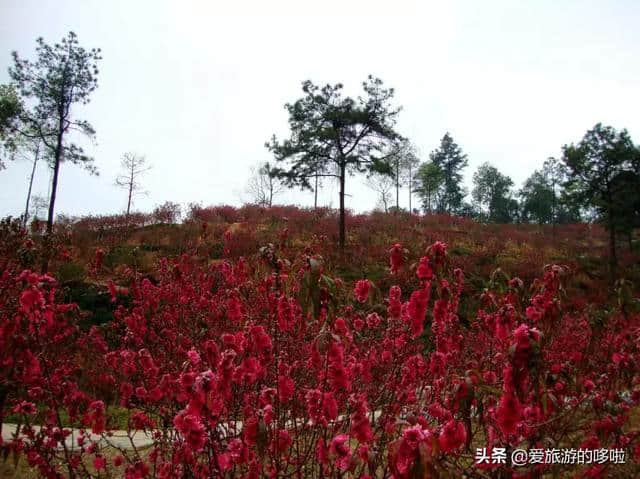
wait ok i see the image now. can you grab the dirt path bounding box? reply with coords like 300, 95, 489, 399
1, 423, 155, 451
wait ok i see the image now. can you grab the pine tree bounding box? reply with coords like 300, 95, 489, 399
267, 76, 403, 248
429, 133, 468, 214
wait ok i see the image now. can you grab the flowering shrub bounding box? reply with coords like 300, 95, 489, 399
0, 267, 106, 477
1, 233, 640, 477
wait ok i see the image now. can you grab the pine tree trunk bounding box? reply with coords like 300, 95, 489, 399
609, 220, 617, 284
43, 117, 65, 273
314, 172, 318, 209
552, 180, 557, 239
46, 133, 63, 235
395, 160, 400, 211
339, 163, 346, 249
46, 79, 68, 238
126, 183, 133, 216
408, 165, 412, 214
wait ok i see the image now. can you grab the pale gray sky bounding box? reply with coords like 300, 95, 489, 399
1, 0, 639, 217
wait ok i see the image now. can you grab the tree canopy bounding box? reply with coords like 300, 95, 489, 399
519, 170, 554, 224
266, 76, 403, 248
0, 84, 23, 169
429, 133, 468, 214
561, 123, 640, 279
414, 161, 444, 213
472, 162, 517, 223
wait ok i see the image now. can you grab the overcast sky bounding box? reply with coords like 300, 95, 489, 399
1, 0, 639, 218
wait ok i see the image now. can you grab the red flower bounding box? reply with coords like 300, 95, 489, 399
366, 312, 382, 328
203, 339, 220, 367
334, 317, 350, 336
305, 389, 327, 425
130, 411, 155, 430
439, 419, 466, 452
328, 362, 351, 392
187, 349, 201, 366
226, 295, 244, 323
495, 392, 522, 436
525, 305, 542, 322
483, 371, 497, 384
387, 286, 402, 319
173, 411, 206, 451
350, 395, 373, 443
124, 461, 150, 479
12, 401, 37, 415
513, 323, 531, 349
417, 256, 433, 280
227, 438, 249, 465
354, 279, 372, 303
278, 375, 295, 402
407, 285, 430, 338
108, 280, 118, 302
381, 350, 392, 363
391, 426, 434, 475
389, 243, 405, 275
329, 434, 352, 472
277, 295, 294, 332
583, 378, 595, 393
249, 325, 272, 354
86, 400, 106, 434
243, 416, 259, 445
276, 429, 292, 452
93, 456, 106, 470
430, 241, 447, 258
19, 288, 44, 313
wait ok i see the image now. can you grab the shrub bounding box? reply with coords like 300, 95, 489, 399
2, 240, 639, 477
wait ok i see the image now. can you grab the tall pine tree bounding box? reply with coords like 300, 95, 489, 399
267, 76, 402, 249
429, 133, 468, 214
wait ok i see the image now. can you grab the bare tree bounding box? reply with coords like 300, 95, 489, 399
10, 135, 47, 227
115, 152, 151, 216
404, 145, 421, 214
386, 139, 421, 212
245, 162, 285, 207
366, 174, 395, 213
313, 167, 322, 209
22, 141, 41, 227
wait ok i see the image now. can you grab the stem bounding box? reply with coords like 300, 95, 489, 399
314, 171, 318, 210
396, 159, 399, 211
338, 162, 346, 250
24, 143, 40, 228
609, 218, 617, 283
408, 164, 412, 214
0, 388, 7, 439
43, 79, 68, 272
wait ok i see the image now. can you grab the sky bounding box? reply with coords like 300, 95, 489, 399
1, 0, 639, 218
